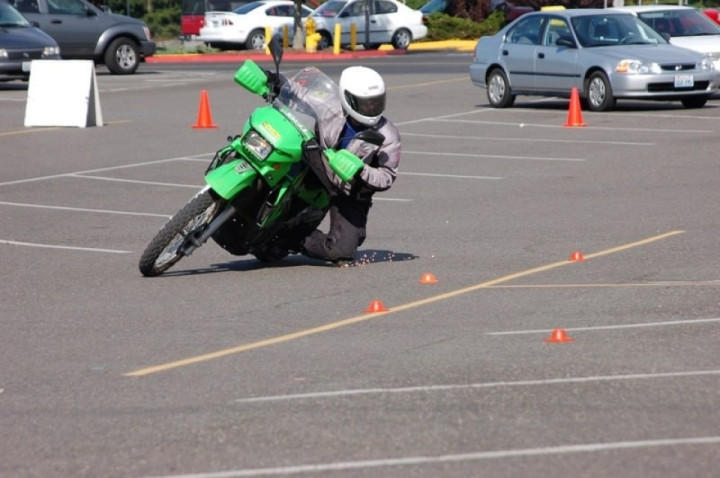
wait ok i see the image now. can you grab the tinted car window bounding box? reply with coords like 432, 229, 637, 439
14, 0, 40, 13
507, 15, 543, 45
375, 1, 397, 14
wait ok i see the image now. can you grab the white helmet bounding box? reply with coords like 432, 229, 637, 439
339, 66, 386, 126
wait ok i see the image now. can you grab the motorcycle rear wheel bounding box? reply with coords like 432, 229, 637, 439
138, 191, 221, 277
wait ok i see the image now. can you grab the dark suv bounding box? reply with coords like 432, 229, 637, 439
8, 0, 155, 74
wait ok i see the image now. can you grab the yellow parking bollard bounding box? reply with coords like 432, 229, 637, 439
350, 23, 357, 51
333, 23, 341, 55
265, 25, 272, 54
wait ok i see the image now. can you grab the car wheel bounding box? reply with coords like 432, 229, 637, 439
318, 31, 332, 50
391, 28, 412, 49
246, 30, 265, 50
486, 68, 515, 108
681, 96, 708, 108
585, 71, 615, 111
104, 37, 139, 75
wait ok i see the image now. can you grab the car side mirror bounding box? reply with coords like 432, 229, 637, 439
555, 37, 575, 48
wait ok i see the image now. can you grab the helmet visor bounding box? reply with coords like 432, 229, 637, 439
345, 91, 386, 118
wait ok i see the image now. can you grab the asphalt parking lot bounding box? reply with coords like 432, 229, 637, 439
2, 53, 720, 477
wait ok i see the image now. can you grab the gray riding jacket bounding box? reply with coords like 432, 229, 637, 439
288, 72, 402, 199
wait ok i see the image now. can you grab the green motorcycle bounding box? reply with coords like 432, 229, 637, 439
138, 38, 378, 277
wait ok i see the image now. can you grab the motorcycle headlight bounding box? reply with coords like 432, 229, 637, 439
616, 59, 661, 74
242, 131, 273, 161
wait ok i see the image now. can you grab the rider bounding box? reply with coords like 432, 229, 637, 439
268, 66, 402, 266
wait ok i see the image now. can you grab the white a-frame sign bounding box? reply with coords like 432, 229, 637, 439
24, 60, 104, 128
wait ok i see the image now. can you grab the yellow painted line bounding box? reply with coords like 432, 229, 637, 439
125, 230, 684, 377
0, 120, 130, 137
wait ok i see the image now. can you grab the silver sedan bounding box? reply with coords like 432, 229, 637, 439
469, 8, 720, 111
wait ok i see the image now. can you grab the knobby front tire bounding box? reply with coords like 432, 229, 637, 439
138, 191, 220, 277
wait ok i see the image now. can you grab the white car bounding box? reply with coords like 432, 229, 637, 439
198, 0, 314, 50
615, 5, 720, 70
309, 0, 428, 50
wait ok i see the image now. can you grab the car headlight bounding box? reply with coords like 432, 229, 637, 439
43, 46, 60, 57
697, 58, 714, 71
242, 131, 273, 161
615, 59, 661, 74
0, 49, 8, 60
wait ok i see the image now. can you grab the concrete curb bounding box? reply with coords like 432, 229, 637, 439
147, 40, 476, 63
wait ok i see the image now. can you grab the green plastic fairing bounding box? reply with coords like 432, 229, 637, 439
205, 160, 258, 199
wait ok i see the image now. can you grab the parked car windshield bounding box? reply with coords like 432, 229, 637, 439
637, 9, 720, 37
571, 13, 667, 47
0, 2, 32, 27
311, 0, 346, 17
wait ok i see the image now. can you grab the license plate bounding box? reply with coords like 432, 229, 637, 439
22, 61, 31, 72
674, 74, 693, 88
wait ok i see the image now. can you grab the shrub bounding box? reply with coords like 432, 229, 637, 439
424, 9, 505, 41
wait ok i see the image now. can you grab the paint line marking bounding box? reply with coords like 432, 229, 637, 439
124, 230, 684, 377
488, 317, 720, 336
235, 369, 720, 403
70, 174, 200, 188
404, 150, 584, 162
0, 201, 170, 218
0, 239, 131, 254
142, 436, 720, 477
0, 155, 209, 187
401, 132, 651, 146
401, 171, 503, 180
488, 281, 720, 289
434, 119, 712, 134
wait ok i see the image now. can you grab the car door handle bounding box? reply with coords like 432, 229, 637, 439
538, 52, 545, 59
51, 19, 62, 23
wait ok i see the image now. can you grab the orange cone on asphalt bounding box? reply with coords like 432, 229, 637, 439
364, 300, 389, 313
419, 272, 438, 284
192, 90, 218, 129
563, 87, 586, 127
545, 328, 573, 343
569, 250, 585, 262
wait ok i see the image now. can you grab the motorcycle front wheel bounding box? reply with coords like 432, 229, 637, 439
138, 191, 222, 277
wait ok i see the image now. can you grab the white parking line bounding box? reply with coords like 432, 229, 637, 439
0, 201, 170, 218
143, 436, 720, 477
434, 118, 713, 134
405, 150, 585, 162
486, 317, 720, 336
0, 155, 208, 187
235, 369, 720, 404
402, 132, 651, 146
0, 239, 131, 254
70, 174, 200, 189
402, 171, 502, 180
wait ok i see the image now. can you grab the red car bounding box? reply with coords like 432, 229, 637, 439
702, 8, 720, 25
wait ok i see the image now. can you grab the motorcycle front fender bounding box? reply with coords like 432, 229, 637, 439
205, 160, 259, 200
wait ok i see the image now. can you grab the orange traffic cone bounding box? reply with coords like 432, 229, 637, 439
419, 272, 438, 284
545, 328, 573, 343
364, 300, 389, 313
563, 87, 586, 127
569, 250, 585, 262
192, 90, 218, 129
